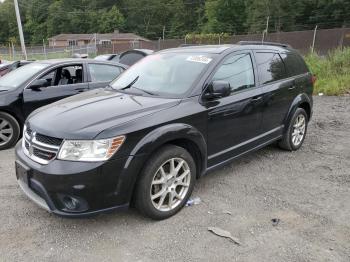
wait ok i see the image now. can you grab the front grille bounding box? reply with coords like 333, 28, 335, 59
33, 148, 56, 161
36, 133, 63, 146
23, 126, 63, 165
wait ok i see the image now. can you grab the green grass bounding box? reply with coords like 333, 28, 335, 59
305, 48, 350, 96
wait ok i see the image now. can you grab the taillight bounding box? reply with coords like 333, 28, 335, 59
311, 75, 317, 85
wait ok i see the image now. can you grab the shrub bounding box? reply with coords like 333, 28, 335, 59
305, 48, 350, 96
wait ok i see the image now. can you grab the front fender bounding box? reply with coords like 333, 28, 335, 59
116, 124, 207, 203
131, 123, 206, 157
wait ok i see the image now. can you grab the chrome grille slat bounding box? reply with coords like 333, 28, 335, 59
23, 126, 63, 165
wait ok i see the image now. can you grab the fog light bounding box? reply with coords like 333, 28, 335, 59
62, 196, 80, 210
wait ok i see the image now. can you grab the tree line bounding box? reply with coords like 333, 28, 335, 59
0, 0, 349, 45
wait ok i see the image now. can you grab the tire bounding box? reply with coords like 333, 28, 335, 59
135, 145, 196, 220
279, 108, 308, 151
0, 112, 20, 150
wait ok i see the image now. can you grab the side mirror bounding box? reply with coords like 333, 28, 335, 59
204, 81, 231, 99
30, 79, 49, 90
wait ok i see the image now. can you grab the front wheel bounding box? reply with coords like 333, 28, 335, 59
135, 145, 196, 220
0, 112, 20, 150
279, 108, 308, 151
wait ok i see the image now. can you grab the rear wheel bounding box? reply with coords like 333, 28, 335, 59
0, 112, 20, 150
279, 108, 308, 151
135, 145, 196, 220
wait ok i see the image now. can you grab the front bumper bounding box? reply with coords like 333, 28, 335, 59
15, 141, 143, 217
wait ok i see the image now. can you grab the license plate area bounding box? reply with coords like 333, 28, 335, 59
15, 161, 31, 185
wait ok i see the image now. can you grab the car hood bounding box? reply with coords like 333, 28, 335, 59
28, 88, 181, 139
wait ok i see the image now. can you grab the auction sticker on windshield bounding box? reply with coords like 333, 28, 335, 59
186, 55, 212, 64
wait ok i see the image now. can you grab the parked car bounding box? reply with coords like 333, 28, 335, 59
94, 49, 154, 66
0, 60, 33, 77
118, 49, 154, 66
15, 43, 314, 219
94, 54, 120, 61
72, 53, 88, 59
0, 59, 127, 149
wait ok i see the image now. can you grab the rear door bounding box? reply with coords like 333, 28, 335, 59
87, 63, 124, 90
254, 51, 294, 134
22, 63, 88, 118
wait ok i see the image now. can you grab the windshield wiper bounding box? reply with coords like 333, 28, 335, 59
121, 76, 139, 90
119, 76, 157, 96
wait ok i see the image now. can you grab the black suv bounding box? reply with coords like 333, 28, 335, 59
15, 43, 314, 219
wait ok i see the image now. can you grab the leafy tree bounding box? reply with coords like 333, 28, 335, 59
245, 0, 297, 33
202, 0, 247, 34
0, 0, 19, 44
0, 0, 349, 45
97, 6, 125, 33
24, 0, 53, 43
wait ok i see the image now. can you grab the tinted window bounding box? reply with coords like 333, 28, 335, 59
212, 53, 255, 93
119, 53, 145, 66
255, 52, 287, 85
88, 64, 122, 82
280, 53, 309, 76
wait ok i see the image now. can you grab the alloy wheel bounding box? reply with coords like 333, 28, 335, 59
150, 158, 191, 212
0, 118, 14, 147
291, 114, 306, 147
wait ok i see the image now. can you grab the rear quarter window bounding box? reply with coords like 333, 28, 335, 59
280, 53, 309, 77
255, 52, 287, 85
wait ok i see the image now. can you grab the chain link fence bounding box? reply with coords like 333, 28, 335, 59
1, 27, 349, 61
0, 44, 97, 61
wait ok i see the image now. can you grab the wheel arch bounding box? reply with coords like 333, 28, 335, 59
0, 109, 22, 131
284, 93, 312, 132
129, 123, 207, 177
120, 123, 207, 204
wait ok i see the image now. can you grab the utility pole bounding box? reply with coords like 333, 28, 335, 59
94, 33, 97, 56
162, 26, 165, 41
311, 25, 318, 53
13, 0, 27, 60
43, 39, 47, 59
262, 16, 270, 43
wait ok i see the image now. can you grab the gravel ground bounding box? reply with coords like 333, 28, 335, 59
0, 96, 349, 262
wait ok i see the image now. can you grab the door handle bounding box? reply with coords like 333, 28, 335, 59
288, 80, 297, 90
251, 96, 262, 101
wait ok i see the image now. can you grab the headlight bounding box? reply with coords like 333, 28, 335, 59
57, 136, 125, 162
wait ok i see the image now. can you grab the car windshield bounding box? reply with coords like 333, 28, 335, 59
0, 63, 48, 90
111, 52, 215, 97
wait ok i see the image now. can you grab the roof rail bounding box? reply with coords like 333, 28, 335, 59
237, 41, 291, 48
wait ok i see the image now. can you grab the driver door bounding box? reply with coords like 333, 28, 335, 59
22, 64, 88, 118
205, 51, 264, 167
